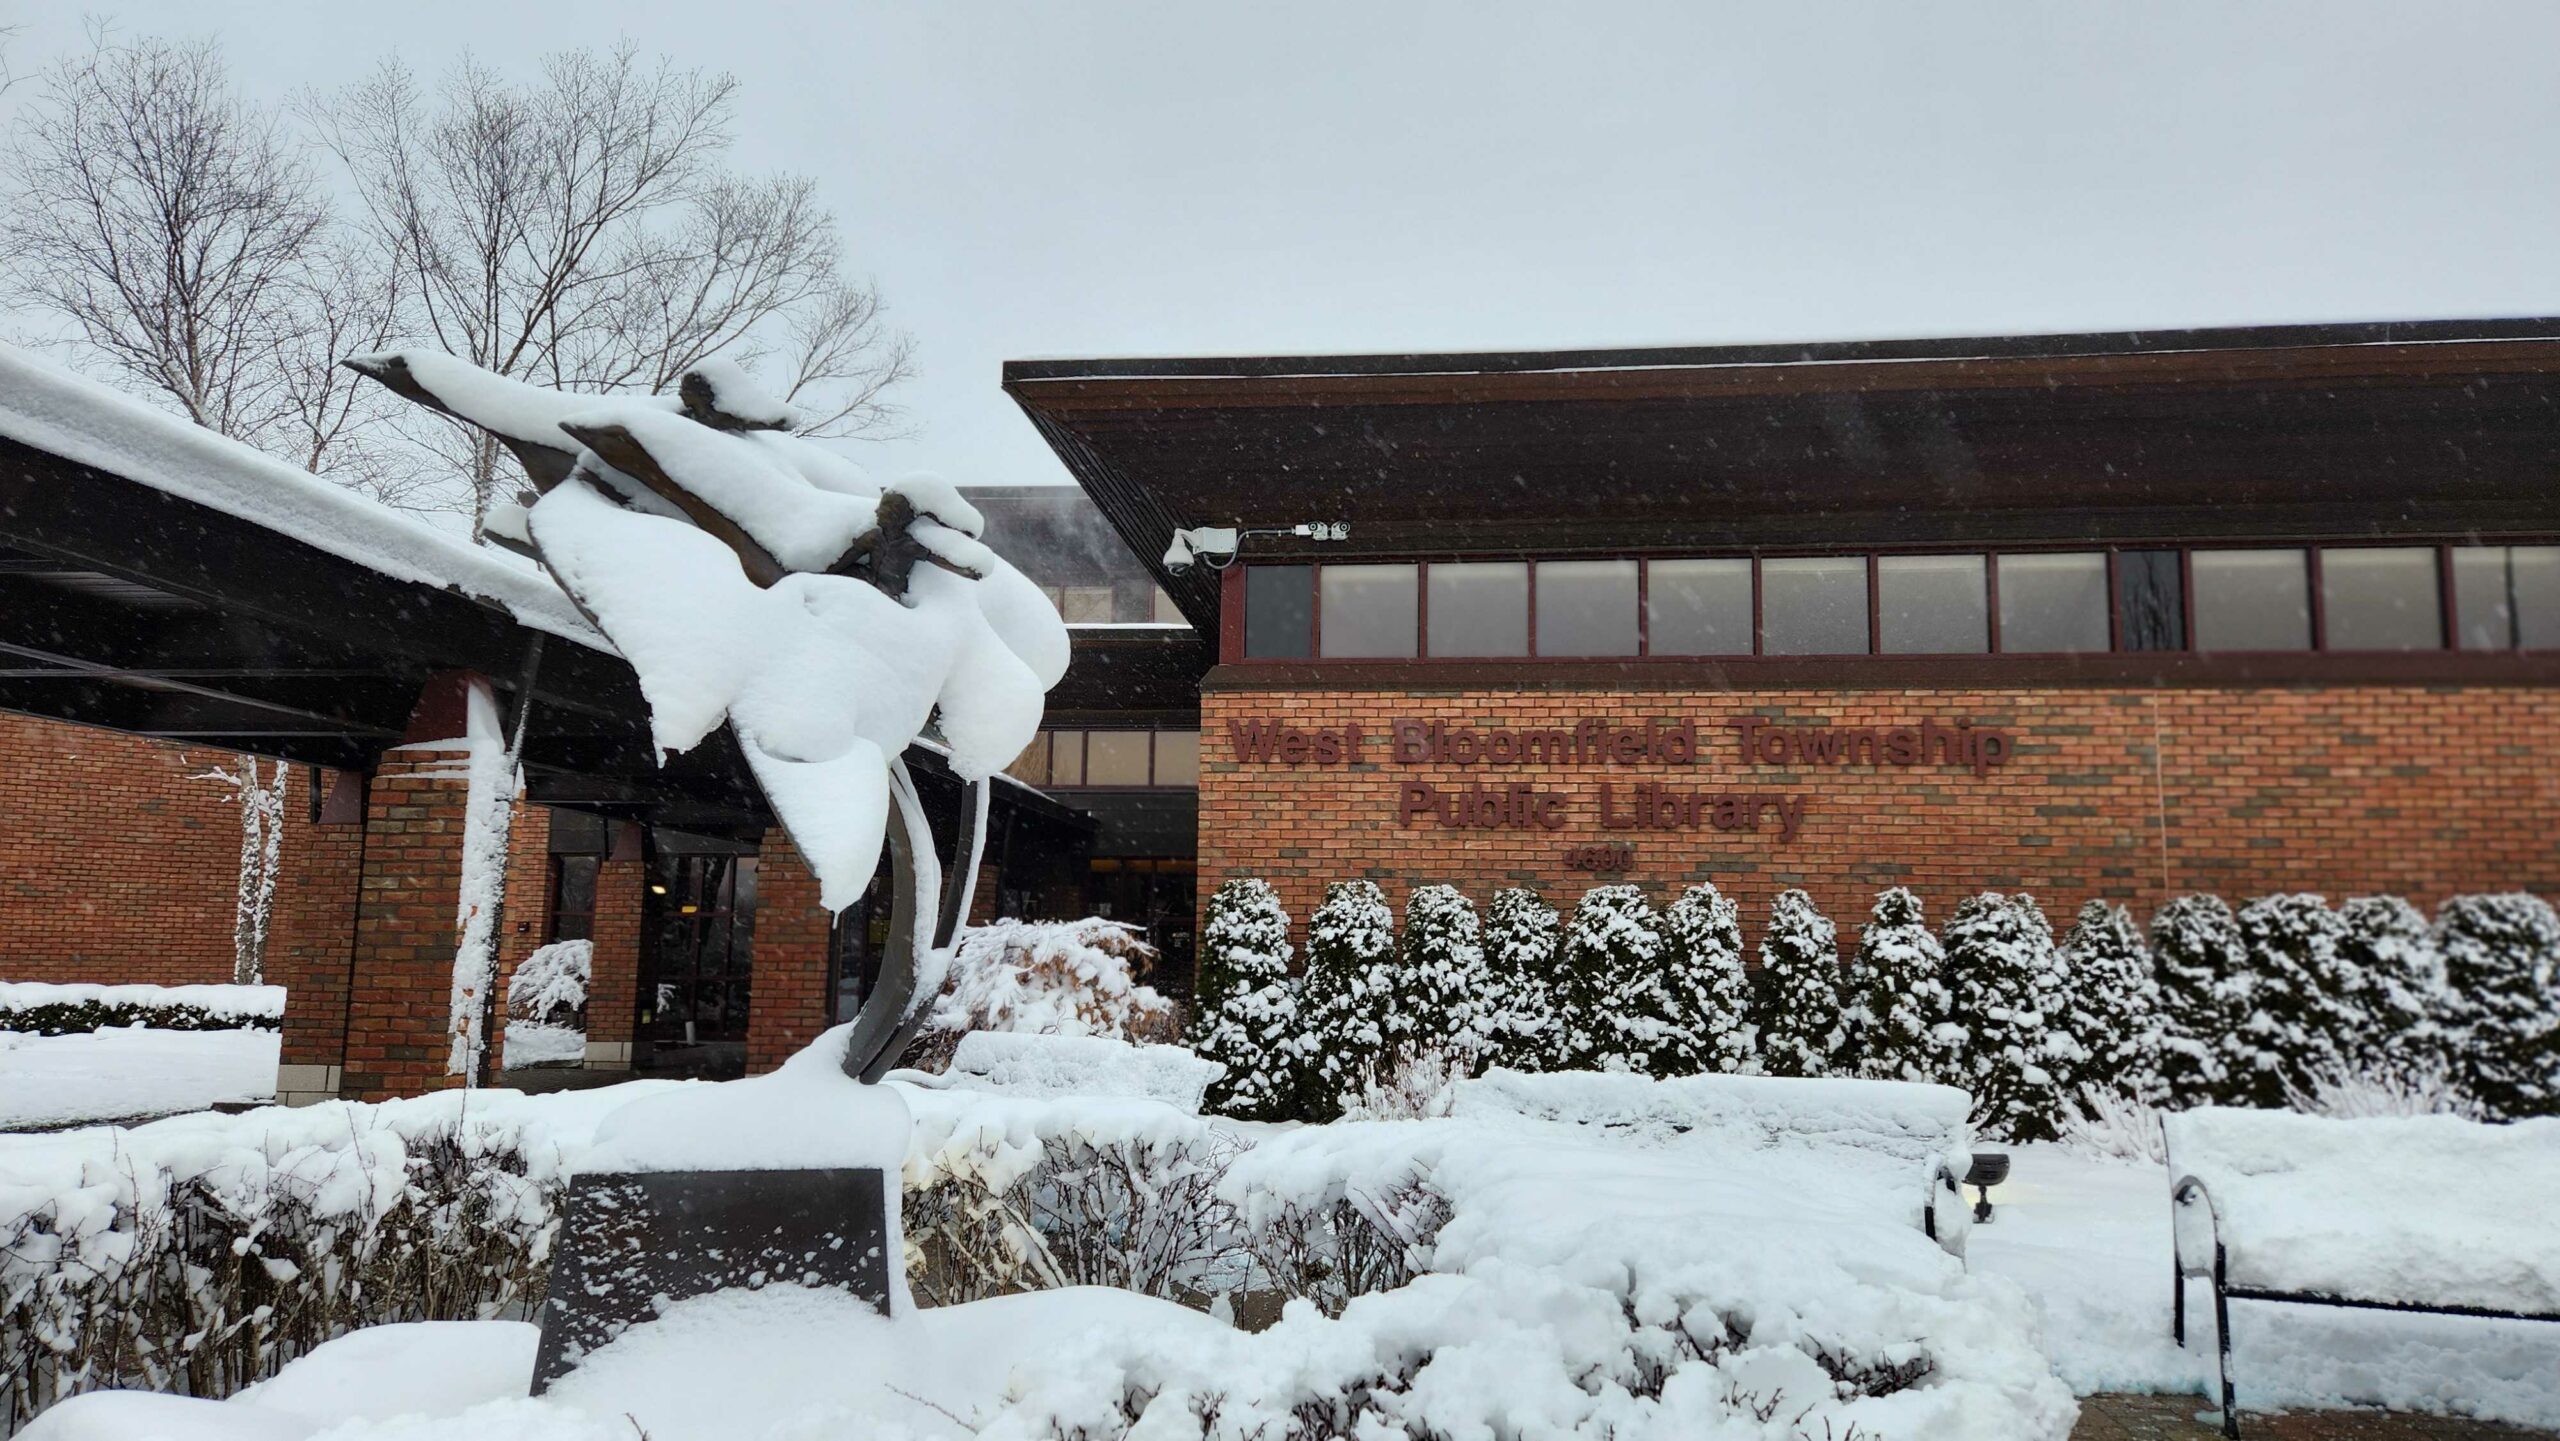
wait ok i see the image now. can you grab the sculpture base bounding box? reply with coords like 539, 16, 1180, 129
530, 1166, 893, 1392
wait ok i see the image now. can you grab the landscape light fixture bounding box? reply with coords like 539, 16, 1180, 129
1162, 520, 1350, 575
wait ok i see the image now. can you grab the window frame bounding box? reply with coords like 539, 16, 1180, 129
1223, 538, 2559, 671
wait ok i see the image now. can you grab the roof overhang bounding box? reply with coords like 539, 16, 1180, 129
1005, 318, 2560, 632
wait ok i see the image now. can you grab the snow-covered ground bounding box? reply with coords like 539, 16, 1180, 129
1971, 1142, 2560, 1429
0, 1027, 276, 1129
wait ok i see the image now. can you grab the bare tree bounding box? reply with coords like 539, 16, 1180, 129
305, 44, 911, 537
196, 757, 289, 985
3, 29, 329, 447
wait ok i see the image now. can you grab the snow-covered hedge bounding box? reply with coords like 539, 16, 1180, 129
912, 918, 1183, 1072
0, 981, 284, 1037
0, 1087, 652, 1432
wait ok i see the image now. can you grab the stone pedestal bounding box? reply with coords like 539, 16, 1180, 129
529, 1166, 892, 1391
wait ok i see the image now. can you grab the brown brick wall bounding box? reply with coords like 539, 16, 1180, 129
1201, 685, 2560, 951
0, 713, 357, 985
587, 855, 646, 1054
341, 746, 482, 1100
746, 829, 834, 1074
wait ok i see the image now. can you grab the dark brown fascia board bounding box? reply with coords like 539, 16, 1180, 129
1003, 319, 2560, 413
1203, 653, 2560, 694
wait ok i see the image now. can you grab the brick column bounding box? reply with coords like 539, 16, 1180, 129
585, 839, 646, 1070
269, 768, 367, 1105
493, 805, 555, 1001
745, 829, 833, 1074
340, 744, 481, 1100
966, 860, 1002, 925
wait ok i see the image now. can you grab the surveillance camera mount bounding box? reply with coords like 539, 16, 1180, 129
1162, 520, 1350, 575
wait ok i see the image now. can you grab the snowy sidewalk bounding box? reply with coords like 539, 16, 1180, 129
1974, 1145, 2560, 1434
0, 1027, 276, 1129
2075, 1392, 2555, 1438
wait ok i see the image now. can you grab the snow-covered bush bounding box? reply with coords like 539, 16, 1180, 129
2230, 893, 2361, 1108
1396, 884, 1497, 1065
2058, 899, 2161, 1102
2337, 894, 2448, 1074
1754, 888, 1844, 1078
504, 940, 592, 1028
913, 918, 1182, 1072
2150, 894, 2247, 1107
1841, 887, 1952, 1084
2282, 1059, 2482, 1120
1556, 884, 1666, 1072
1943, 892, 2081, 1141
1339, 1046, 1471, 1121
1296, 882, 1402, 1118
1661, 881, 1755, 1074
2056, 1086, 2170, 1165
0, 1095, 572, 1430
1481, 886, 1562, 1070
2433, 892, 2560, 1119
0, 981, 284, 1037
1191, 880, 1307, 1121
900, 1090, 1249, 1307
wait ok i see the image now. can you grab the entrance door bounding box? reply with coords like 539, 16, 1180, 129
637, 853, 757, 1078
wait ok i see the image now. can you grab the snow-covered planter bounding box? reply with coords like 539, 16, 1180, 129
0, 981, 284, 1037
909, 917, 1182, 1072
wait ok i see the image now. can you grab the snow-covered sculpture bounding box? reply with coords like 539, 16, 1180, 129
348, 351, 1069, 1082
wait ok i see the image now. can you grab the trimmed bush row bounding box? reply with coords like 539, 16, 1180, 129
1191, 881, 2560, 1132
0, 981, 284, 1036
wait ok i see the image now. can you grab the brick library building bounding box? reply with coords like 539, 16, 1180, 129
4, 318, 2556, 1102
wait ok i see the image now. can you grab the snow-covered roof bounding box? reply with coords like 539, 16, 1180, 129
0, 343, 602, 649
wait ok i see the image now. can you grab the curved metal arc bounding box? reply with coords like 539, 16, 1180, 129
860, 773, 988, 1084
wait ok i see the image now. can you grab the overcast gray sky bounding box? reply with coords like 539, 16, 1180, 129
11, 1, 2560, 489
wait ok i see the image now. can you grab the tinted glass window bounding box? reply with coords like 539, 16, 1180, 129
1152, 586, 1184, 622
1760, 557, 1869, 655
1060, 586, 1115, 622
1047, 731, 1083, 786
2192, 549, 2311, 651
1877, 554, 1987, 654
1086, 731, 1153, 785
1426, 562, 1528, 656
1318, 564, 1418, 658
1997, 553, 2111, 652
2453, 546, 2560, 650
2321, 547, 2442, 651
1646, 558, 1752, 655
1154, 731, 1200, 786
1243, 566, 1312, 659
1536, 560, 1638, 656
2115, 550, 2184, 651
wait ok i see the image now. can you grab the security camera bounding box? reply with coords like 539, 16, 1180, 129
1163, 526, 1240, 575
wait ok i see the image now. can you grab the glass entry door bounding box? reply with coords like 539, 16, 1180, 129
638, 852, 757, 1078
